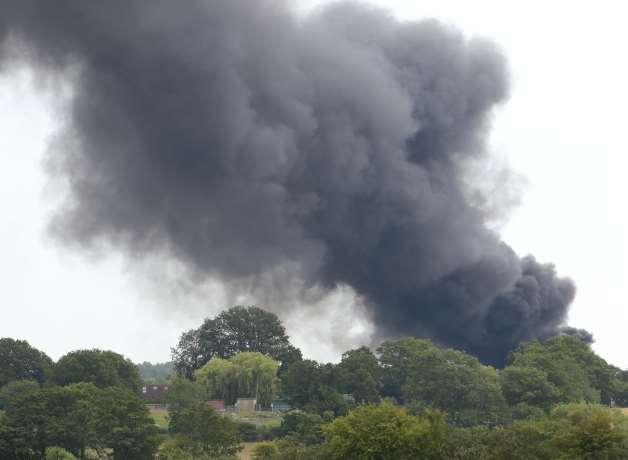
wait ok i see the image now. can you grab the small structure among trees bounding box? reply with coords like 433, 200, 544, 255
141, 384, 170, 404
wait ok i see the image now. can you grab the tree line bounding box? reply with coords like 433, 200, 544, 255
3, 305, 628, 458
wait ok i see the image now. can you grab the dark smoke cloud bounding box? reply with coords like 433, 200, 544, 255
559, 326, 595, 346
0, 0, 580, 364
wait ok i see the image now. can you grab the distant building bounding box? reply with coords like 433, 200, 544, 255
235, 398, 257, 412
141, 384, 170, 402
342, 394, 356, 405
271, 399, 291, 413
207, 399, 226, 412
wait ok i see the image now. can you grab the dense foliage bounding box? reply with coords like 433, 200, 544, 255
3, 307, 628, 459
172, 306, 299, 378
0, 382, 158, 459
0, 338, 53, 387
54, 349, 143, 393
195, 352, 279, 408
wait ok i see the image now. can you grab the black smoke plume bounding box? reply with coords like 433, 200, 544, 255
0, 0, 579, 364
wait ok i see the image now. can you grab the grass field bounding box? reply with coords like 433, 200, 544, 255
148, 407, 281, 459
230, 410, 283, 428
148, 407, 169, 430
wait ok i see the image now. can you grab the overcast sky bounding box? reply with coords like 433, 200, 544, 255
1, 0, 626, 367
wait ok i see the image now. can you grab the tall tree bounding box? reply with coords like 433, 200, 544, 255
167, 402, 241, 458
506, 336, 610, 404
0, 383, 158, 460
500, 366, 560, 411
378, 337, 509, 426
172, 306, 298, 377
337, 346, 382, 404
0, 380, 40, 411
54, 349, 142, 393
281, 360, 349, 416
0, 338, 53, 387
171, 330, 204, 379
195, 352, 279, 408
95, 386, 159, 460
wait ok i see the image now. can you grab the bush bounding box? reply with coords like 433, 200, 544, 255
273, 439, 330, 460
252, 442, 278, 460
157, 437, 239, 460
169, 402, 241, 457
46, 447, 78, 460
275, 411, 324, 444
324, 401, 448, 459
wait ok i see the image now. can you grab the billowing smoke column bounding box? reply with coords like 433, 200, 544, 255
0, 0, 579, 363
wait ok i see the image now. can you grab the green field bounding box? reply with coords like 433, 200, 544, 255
148, 407, 281, 458
148, 407, 282, 430
230, 410, 283, 428
148, 407, 169, 430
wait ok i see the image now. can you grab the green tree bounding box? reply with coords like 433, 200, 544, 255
337, 347, 381, 404
95, 386, 159, 460
0, 338, 53, 387
487, 403, 628, 459
169, 402, 241, 458
165, 377, 206, 433
275, 344, 303, 378
443, 426, 493, 460
488, 417, 554, 460
54, 349, 142, 393
612, 370, 628, 407
171, 330, 205, 379
324, 401, 448, 460
229, 352, 279, 408
271, 438, 331, 460
507, 336, 607, 404
195, 358, 237, 403
378, 337, 436, 401
252, 442, 277, 460
275, 411, 325, 445
45, 447, 77, 460
500, 366, 560, 411
280, 360, 348, 416
195, 352, 279, 408
173, 306, 297, 378
549, 403, 628, 459
0, 383, 157, 460
156, 435, 239, 459
379, 338, 509, 426
0, 380, 40, 411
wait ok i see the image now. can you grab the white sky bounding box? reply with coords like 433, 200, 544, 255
1, 0, 626, 367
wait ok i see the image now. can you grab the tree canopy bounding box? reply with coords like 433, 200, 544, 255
324, 401, 448, 460
378, 338, 508, 426
4, 311, 628, 459
280, 359, 349, 416
53, 349, 142, 393
0, 383, 158, 460
172, 306, 299, 378
507, 336, 615, 404
336, 347, 382, 404
195, 352, 279, 408
0, 338, 53, 387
